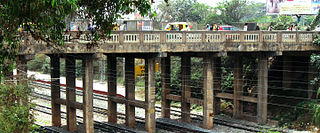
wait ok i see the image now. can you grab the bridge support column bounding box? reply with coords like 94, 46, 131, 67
161, 57, 171, 118
16, 55, 28, 84
125, 56, 135, 128
203, 56, 215, 129
233, 56, 243, 118
50, 55, 61, 127
145, 57, 156, 133
257, 54, 268, 124
82, 56, 94, 133
66, 55, 77, 132
107, 55, 117, 123
181, 55, 191, 123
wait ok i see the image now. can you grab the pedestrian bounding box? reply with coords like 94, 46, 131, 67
268, 26, 273, 31
243, 23, 248, 31
306, 26, 311, 31
288, 25, 293, 31
88, 24, 93, 31
256, 26, 260, 31
206, 24, 210, 31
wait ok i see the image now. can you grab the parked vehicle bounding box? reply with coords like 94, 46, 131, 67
164, 22, 190, 31
218, 25, 238, 31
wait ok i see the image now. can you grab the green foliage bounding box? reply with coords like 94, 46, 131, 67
155, 71, 162, 100
272, 16, 295, 30
0, 82, 35, 133
274, 100, 319, 129
215, 0, 265, 25
313, 34, 320, 46
28, 54, 50, 73
0, 0, 152, 80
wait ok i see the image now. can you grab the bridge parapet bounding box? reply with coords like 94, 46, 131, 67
19, 31, 320, 54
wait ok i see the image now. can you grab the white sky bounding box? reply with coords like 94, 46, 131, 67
197, 0, 266, 7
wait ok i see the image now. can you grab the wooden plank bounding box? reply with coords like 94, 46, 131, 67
216, 93, 233, 99
108, 96, 145, 108
216, 93, 257, 103
145, 57, 156, 133
107, 55, 117, 123
203, 56, 214, 129
83, 57, 94, 133
233, 56, 243, 118
257, 54, 268, 124
125, 57, 136, 128
166, 94, 181, 102
161, 57, 171, 118
55, 99, 83, 110
50, 55, 61, 127
66, 55, 77, 132
181, 56, 191, 123
187, 98, 204, 105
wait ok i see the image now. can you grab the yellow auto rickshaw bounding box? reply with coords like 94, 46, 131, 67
164, 22, 190, 31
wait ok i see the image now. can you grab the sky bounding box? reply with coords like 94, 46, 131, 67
197, 0, 266, 7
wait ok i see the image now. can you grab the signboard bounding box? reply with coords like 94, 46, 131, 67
135, 63, 159, 79
266, 0, 320, 15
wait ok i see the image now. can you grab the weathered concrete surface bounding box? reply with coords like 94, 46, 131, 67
19, 31, 320, 55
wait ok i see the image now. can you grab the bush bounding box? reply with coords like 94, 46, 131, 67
0, 82, 35, 133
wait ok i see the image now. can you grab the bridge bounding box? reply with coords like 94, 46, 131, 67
16, 31, 320, 133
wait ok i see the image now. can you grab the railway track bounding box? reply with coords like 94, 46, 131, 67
31, 80, 289, 133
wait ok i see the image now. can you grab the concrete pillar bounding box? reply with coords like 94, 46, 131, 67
282, 56, 292, 90
125, 56, 135, 128
233, 56, 243, 118
181, 55, 191, 123
257, 54, 268, 124
83, 56, 94, 133
145, 57, 156, 133
107, 55, 117, 123
16, 55, 28, 84
50, 55, 61, 127
161, 57, 171, 118
66, 55, 77, 132
214, 57, 221, 115
203, 56, 215, 129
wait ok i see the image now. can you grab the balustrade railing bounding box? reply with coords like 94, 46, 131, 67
23, 31, 315, 45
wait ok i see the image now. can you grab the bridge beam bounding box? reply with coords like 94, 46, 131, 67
49, 55, 61, 127
161, 57, 171, 118
107, 55, 117, 123
257, 54, 268, 124
233, 56, 243, 118
181, 55, 191, 123
145, 57, 156, 133
82, 55, 94, 133
125, 56, 136, 128
66, 55, 77, 132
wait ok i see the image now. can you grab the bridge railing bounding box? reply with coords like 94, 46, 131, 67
22, 31, 315, 45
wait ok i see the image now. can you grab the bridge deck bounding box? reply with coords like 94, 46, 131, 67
19, 31, 320, 55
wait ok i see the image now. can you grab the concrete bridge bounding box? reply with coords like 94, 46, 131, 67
16, 31, 320, 133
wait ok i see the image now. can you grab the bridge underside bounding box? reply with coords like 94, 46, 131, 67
15, 31, 320, 132
15, 50, 316, 133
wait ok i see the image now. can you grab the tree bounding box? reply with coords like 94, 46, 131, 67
0, 0, 153, 81
214, 0, 265, 25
